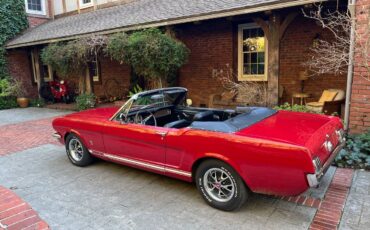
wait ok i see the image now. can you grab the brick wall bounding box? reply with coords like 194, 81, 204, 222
94, 57, 131, 99
7, 49, 38, 98
27, 16, 48, 28
177, 19, 233, 106
280, 15, 347, 103
349, 0, 370, 133
176, 16, 347, 107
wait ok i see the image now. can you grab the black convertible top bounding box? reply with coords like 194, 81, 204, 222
189, 107, 277, 133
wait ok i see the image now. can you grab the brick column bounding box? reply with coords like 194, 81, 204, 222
350, 0, 370, 133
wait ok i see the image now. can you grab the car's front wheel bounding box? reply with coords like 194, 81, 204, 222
65, 134, 93, 167
195, 159, 248, 211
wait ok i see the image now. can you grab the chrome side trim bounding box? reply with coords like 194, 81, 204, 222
52, 133, 62, 139
90, 150, 192, 177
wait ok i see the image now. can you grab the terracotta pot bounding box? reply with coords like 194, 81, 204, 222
17, 97, 29, 108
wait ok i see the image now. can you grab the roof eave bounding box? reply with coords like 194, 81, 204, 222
6, 0, 326, 49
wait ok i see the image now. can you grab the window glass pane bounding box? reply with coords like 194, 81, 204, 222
243, 64, 251, 75
251, 53, 257, 64
89, 61, 99, 82
258, 64, 265, 74
241, 26, 266, 77
251, 64, 258, 74
82, 0, 92, 4
243, 53, 250, 65
257, 52, 264, 63
27, 0, 42, 12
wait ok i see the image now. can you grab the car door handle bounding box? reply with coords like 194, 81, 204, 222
155, 131, 168, 137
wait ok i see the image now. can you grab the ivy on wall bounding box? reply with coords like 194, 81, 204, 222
41, 28, 189, 92
0, 0, 28, 79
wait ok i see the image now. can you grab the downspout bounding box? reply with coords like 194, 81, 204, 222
344, 0, 356, 131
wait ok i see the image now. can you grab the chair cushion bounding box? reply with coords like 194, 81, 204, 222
328, 89, 345, 101
319, 90, 338, 103
306, 102, 324, 107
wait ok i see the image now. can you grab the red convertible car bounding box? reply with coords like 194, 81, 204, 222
52, 87, 345, 211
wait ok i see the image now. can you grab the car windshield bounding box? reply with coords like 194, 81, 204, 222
114, 88, 187, 120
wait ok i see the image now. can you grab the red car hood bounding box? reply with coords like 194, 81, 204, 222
65, 107, 119, 120
236, 110, 341, 147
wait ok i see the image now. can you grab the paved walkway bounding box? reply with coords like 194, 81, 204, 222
0, 108, 368, 229
0, 186, 49, 230
340, 170, 370, 230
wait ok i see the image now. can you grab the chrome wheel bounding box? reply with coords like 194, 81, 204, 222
68, 138, 84, 161
203, 168, 235, 202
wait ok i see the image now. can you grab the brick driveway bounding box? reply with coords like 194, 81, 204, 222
0, 108, 368, 230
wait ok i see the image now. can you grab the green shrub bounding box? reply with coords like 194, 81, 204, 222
274, 102, 322, 114
334, 130, 370, 170
29, 98, 45, 107
0, 78, 12, 96
0, 96, 17, 110
0, 0, 28, 79
107, 28, 189, 86
76, 94, 96, 111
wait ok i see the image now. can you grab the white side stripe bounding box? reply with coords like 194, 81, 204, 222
90, 150, 192, 177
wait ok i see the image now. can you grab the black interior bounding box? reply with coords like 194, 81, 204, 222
126, 106, 238, 129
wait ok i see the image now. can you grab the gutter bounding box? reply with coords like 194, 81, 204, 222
344, 0, 356, 131
6, 0, 325, 49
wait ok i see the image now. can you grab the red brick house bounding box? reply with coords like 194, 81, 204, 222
5, 0, 370, 133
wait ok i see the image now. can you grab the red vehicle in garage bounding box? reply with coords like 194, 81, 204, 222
52, 87, 345, 211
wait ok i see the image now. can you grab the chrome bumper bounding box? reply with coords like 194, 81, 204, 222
52, 133, 62, 139
306, 140, 346, 187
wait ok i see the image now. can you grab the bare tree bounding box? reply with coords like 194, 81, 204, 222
303, 5, 370, 81
212, 65, 273, 107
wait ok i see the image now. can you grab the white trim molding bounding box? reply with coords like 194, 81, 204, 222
25, 0, 46, 15
91, 150, 192, 178
79, 0, 93, 9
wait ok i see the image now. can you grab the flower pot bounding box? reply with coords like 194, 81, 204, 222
17, 97, 29, 108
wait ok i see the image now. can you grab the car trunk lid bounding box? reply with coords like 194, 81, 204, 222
236, 110, 342, 161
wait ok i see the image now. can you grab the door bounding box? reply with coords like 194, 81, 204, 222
102, 120, 168, 173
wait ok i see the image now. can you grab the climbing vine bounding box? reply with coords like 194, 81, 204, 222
107, 28, 189, 88
41, 28, 189, 92
0, 0, 29, 79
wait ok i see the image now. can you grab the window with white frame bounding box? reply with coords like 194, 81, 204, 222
25, 0, 46, 15
238, 23, 267, 81
80, 0, 93, 8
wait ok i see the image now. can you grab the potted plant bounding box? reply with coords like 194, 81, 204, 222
10, 79, 29, 108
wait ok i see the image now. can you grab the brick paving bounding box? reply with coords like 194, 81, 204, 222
0, 186, 49, 230
340, 170, 370, 230
0, 118, 59, 156
310, 168, 355, 230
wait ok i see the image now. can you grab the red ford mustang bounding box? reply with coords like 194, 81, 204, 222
52, 87, 345, 211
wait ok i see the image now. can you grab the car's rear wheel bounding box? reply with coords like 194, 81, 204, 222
65, 134, 93, 167
195, 159, 248, 211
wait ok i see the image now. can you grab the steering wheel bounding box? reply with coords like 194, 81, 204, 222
134, 110, 157, 126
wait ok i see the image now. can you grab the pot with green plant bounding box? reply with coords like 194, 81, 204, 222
10, 79, 29, 108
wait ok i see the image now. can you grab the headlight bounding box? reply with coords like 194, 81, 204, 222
312, 157, 322, 174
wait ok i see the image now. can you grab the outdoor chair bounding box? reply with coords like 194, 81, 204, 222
306, 89, 345, 115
